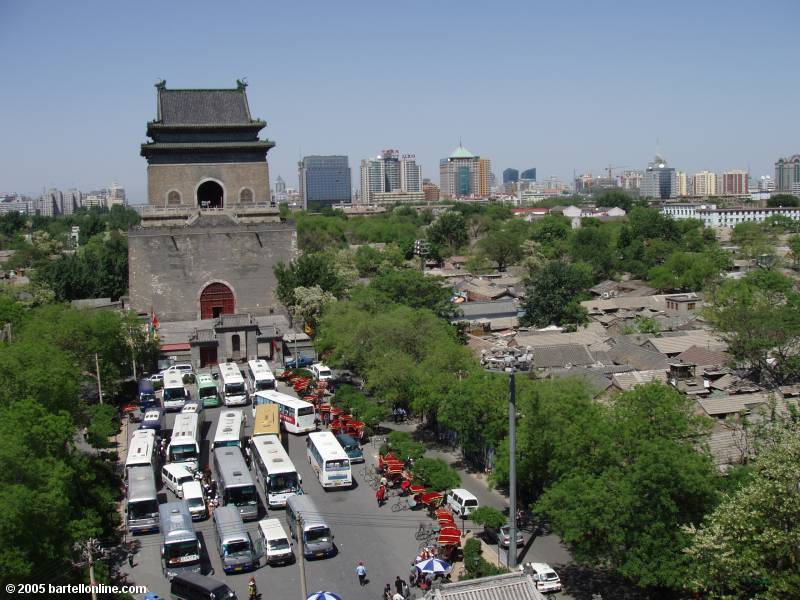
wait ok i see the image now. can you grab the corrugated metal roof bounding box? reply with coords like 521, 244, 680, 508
429, 572, 546, 600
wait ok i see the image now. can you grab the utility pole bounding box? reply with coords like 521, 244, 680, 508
129, 328, 138, 381
296, 513, 308, 600
95, 353, 104, 405
507, 369, 518, 569
74, 539, 101, 600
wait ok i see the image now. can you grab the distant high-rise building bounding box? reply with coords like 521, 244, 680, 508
520, 168, 536, 181
503, 168, 519, 184
478, 158, 492, 197
619, 170, 643, 190
440, 145, 486, 200
106, 182, 126, 207
719, 170, 749, 195
298, 155, 352, 209
640, 155, 677, 199
676, 171, 688, 196
274, 175, 288, 203
62, 189, 81, 214
691, 171, 717, 196
775, 155, 800, 193
400, 155, 422, 194
422, 179, 440, 202
758, 175, 776, 192
37, 189, 60, 216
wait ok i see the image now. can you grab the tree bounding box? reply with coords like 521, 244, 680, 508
766, 193, 800, 207
412, 458, 461, 491
788, 234, 800, 269
520, 260, 591, 328
731, 222, 773, 262
477, 223, 526, 271
595, 189, 634, 212
291, 285, 336, 332
570, 226, 617, 280
427, 211, 468, 255
703, 270, 800, 384
535, 383, 718, 590
366, 268, 457, 320
648, 249, 731, 292
627, 207, 680, 242
685, 426, 800, 598
273, 252, 347, 309
470, 506, 507, 530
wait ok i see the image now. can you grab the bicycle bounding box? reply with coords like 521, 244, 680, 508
415, 522, 436, 541
391, 498, 410, 512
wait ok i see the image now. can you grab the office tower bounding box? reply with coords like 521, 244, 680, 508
719, 170, 749, 195
478, 158, 491, 196
620, 170, 643, 190
692, 171, 717, 196
62, 188, 82, 215
520, 168, 536, 181
37, 189, 60, 216
503, 168, 519, 184
758, 175, 775, 192
439, 145, 486, 200
298, 155, 352, 209
400, 155, 421, 193
775, 155, 800, 193
676, 171, 688, 196
360, 156, 384, 205
640, 155, 677, 199
107, 182, 126, 207
274, 175, 288, 203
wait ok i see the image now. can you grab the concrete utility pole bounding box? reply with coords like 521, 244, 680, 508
296, 513, 308, 600
74, 539, 101, 600
128, 327, 138, 381
508, 370, 518, 569
95, 353, 104, 405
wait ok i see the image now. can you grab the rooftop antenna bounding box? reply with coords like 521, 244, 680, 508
655, 137, 661, 158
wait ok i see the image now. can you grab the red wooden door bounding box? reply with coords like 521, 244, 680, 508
199, 346, 218, 367
200, 283, 234, 319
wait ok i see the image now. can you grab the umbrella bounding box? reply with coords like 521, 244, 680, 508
415, 557, 451, 574
307, 593, 343, 600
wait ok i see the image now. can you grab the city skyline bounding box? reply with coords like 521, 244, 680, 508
1, 1, 799, 201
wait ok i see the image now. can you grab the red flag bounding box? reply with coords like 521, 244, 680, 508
151, 306, 160, 330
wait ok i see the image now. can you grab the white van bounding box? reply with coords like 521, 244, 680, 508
446, 488, 479, 518
524, 562, 562, 594
162, 463, 196, 498
182, 480, 207, 521
311, 363, 333, 381
257, 518, 294, 566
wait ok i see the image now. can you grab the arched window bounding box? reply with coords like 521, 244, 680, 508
199, 282, 235, 319
239, 188, 254, 203
167, 190, 182, 205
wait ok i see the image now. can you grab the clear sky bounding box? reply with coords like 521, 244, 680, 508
1, 0, 799, 201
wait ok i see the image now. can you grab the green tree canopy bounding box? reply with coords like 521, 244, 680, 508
274, 252, 348, 309
520, 260, 591, 328
427, 211, 468, 255
766, 193, 800, 207
477, 222, 526, 271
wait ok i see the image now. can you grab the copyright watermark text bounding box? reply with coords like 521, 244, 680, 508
6, 583, 148, 595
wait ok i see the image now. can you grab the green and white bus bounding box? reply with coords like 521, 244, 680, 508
197, 373, 220, 408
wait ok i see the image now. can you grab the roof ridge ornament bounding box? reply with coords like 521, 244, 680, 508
237, 78, 248, 90
155, 78, 166, 90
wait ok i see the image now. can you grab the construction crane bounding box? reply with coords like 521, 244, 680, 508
605, 164, 630, 179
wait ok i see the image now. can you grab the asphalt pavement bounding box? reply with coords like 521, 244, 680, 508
122, 377, 440, 600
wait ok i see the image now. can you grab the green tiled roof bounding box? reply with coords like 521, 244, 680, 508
450, 144, 476, 159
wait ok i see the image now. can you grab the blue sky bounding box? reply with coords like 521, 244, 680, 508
1, 0, 798, 201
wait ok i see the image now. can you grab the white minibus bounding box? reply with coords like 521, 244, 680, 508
125, 428, 158, 478
163, 371, 189, 412
251, 434, 301, 508
306, 431, 352, 489
254, 390, 316, 434
247, 359, 276, 393
212, 409, 244, 452
167, 413, 201, 472
219, 362, 247, 406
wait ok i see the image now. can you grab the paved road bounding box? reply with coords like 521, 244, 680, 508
123, 377, 437, 600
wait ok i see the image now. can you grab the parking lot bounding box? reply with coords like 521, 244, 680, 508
122, 369, 573, 599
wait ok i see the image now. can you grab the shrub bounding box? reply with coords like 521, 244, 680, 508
461, 537, 506, 580
86, 404, 118, 448
412, 457, 460, 491
387, 431, 426, 460
332, 384, 387, 431
470, 506, 506, 530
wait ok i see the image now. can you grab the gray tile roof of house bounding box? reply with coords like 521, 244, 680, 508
514, 324, 609, 349
612, 369, 668, 390
190, 329, 216, 343
698, 392, 772, 416
426, 571, 546, 600
550, 367, 614, 396
457, 299, 519, 320
533, 344, 595, 368
582, 295, 668, 313
216, 313, 256, 328
646, 331, 727, 355
674, 345, 731, 367
607, 341, 671, 371
158, 87, 252, 125
707, 427, 750, 467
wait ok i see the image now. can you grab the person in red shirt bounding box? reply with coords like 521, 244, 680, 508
376, 484, 387, 506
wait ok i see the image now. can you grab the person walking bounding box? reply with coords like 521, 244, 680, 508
395, 575, 404, 595
356, 561, 367, 586
383, 583, 392, 600
247, 577, 257, 599
376, 483, 387, 507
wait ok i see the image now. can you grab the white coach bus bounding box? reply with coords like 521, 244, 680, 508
306, 431, 352, 489
254, 390, 316, 434
219, 362, 248, 406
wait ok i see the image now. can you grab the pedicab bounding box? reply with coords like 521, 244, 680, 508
434, 508, 456, 527
292, 377, 313, 394
417, 491, 445, 515
399, 480, 425, 497
436, 526, 462, 562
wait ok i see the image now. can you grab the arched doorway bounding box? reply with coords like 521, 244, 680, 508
199, 282, 234, 319
197, 180, 224, 209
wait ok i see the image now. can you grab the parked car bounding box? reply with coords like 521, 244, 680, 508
285, 355, 314, 369
484, 523, 524, 548
148, 373, 164, 383
520, 562, 562, 594
162, 363, 194, 377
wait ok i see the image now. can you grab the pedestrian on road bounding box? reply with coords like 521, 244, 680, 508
395, 575, 404, 594
127, 551, 135, 568
356, 561, 367, 586
247, 576, 257, 600
383, 583, 392, 600
376, 484, 387, 506
380, 475, 388, 488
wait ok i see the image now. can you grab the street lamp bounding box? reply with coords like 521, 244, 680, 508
413, 239, 430, 273
483, 362, 518, 569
